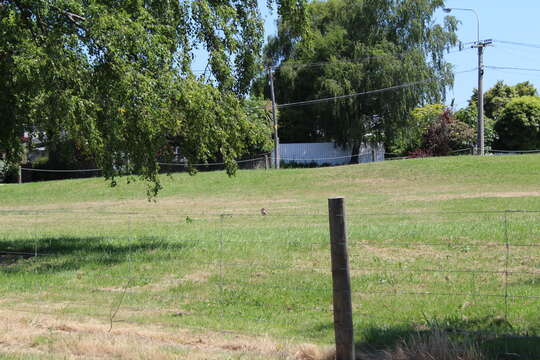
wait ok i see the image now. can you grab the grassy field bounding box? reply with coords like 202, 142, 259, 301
1, 155, 540, 359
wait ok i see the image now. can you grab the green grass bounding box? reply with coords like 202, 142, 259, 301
1, 155, 540, 358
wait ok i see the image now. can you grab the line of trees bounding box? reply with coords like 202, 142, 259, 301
457, 81, 540, 151
391, 81, 540, 157
251, 0, 540, 158
0, 0, 307, 192
3, 1, 537, 189
253, 0, 458, 161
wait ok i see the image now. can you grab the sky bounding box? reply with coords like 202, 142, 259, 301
194, 1, 540, 110
442, 0, 540, 109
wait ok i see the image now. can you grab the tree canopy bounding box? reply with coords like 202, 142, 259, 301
394, 103, 444, 154
393, 104, 474, 156
0, 0, 307, 194
255, 0, 458, 155
456, 81, 539, 149
494, 96, 540, 150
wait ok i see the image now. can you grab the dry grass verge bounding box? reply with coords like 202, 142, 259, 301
357, 330, 484, 360
0, 309, 334, 359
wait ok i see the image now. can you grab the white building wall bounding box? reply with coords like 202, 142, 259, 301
273, 142, 385, 166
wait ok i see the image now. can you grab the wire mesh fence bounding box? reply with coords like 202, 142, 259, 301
7, 148, 540, 184
17, 156, 271, 183
1, 208, 540, 347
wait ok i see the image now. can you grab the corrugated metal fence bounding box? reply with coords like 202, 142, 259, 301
273, 142, 385, 166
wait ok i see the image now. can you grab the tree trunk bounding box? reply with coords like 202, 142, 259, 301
349, 143, 360, 164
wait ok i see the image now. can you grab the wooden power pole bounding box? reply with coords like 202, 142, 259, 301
269, 69, 280, 169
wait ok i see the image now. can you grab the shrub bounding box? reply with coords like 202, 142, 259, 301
494, 96, 540, 150
419, 109, 474, 156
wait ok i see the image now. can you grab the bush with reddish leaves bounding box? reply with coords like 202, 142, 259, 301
412, 108, 474, 156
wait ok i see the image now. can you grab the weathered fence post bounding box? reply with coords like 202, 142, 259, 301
371, 150, 376, 162
328, 197, 355, 360
17, 165, 22, 184
264, 154, 269, 170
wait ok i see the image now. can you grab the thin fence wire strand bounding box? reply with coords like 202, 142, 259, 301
2, 209, 540, 345
13, 149, 540, 180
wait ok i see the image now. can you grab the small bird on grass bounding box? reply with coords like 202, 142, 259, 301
185, 216, 193, 223
260, 208, 268, 216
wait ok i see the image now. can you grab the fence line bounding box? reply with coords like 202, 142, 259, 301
492, 149, 540, 153
159, 156, 268, 167
10, 149, 540, 180
1, 208, 540, 356
20, 167, 101, 173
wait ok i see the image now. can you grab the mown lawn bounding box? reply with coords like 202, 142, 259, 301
1, 155, 540, 359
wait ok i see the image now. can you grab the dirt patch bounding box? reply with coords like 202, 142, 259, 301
98, 272, 212, 294
394, 191, 540, 202
183, 271, 211, 283
359, 245, 447, 263
0, 308, 329, 359
321, 177, 401, 187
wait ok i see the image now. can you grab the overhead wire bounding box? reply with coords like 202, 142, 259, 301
277, 68, 478, 109
493, 43, 540, 63
494, 39, 540, 50
486, 66, 540, 73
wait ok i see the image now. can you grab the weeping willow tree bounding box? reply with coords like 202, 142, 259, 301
0, 0, 307, 194
257, 0, 458, 157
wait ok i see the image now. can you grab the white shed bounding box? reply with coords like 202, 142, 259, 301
272, 142, 385, 166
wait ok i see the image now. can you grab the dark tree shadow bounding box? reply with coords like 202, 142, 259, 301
0, 235, 192, 274
311, 315, 540, 359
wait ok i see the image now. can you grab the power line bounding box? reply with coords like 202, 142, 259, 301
277, 68, 477, 109
493, 44, 540, 64
486, 66, 540, 73
494, 39, 540, 49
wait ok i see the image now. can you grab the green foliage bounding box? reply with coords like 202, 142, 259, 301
394, 104, 445, 154
494, 96, 540, 150
418, 108, 474, 156
447, 117, 475, 150
483, 81, 538, 120
457, 81, 538, 149
463, 81, 538, 121
45, 139, 96, 170
0, 0, 306, 195
256, 0, 458, 148
454, 106, 497, 148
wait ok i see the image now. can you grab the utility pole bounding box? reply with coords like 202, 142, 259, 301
443, 8, 491, 156
474, 39, 492, 156
269, 69, 280, 169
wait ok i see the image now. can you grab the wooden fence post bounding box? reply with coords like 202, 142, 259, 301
328, 197, 355, 360
264, 154, 269, 170
17, 165, 22, 184
371, 150, 376, 162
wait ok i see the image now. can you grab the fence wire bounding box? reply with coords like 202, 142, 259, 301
7, 149, 539, 184
1, 209, 540, 347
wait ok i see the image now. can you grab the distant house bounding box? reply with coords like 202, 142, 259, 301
272, 142, 385, 167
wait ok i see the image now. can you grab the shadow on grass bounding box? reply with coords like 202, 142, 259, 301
313, 315, 540, 359
0, 235, 192, 273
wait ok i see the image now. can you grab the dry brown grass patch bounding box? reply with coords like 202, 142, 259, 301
0, 308, 326, 359
357, 330, 484, 360
294, 344, 335, 360
359, 245, 447, 263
